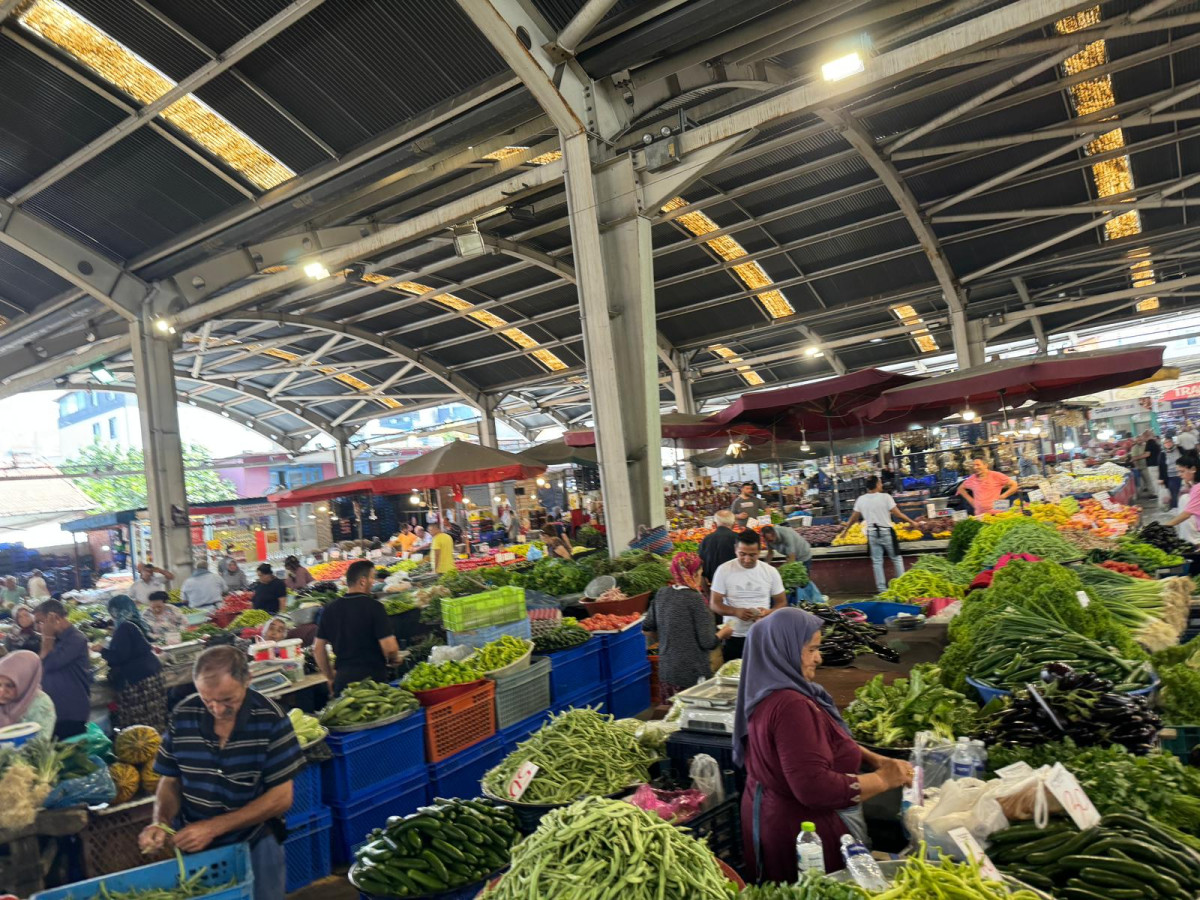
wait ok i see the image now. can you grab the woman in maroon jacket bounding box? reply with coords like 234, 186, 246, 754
735, 609, 913, 878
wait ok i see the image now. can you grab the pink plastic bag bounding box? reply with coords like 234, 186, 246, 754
626, 784, 707, 822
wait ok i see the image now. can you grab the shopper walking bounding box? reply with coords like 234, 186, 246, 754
26, 570, 49, 601
1130, 431, 1155, 498
644, 553, 732, 700
838, 477, 920, 594
144, 591, 190, 644
139, 646, 303, 900
101, 595, 167, 731
1176, 424, 1198, 451
1159, 437, 1184, 508
251, 564, 286, 615
736, 609, 913, 880
181, 562, 225, 610
956, 455, 1018, 516
708, 530, 787, 662
32, 599, 92, 739
130, 563, 175, 605
0, 651, 56, 736
313, 560, 401, 694
283, 556, 312, 591
699, 510, 738, 583
731, 482, 764, 526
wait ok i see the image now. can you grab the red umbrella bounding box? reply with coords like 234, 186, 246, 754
703, 368, 925, 441
562, 413, 773, 449
370, 440, 546, 492
267, 473, 374, 507
857, 346, 1166, 427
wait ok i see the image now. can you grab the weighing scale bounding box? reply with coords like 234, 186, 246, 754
675, 676, 739, 734
250, 670, 292, 695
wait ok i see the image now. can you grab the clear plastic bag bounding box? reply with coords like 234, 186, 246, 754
429, 644, 473, 665
626, 784, 707, 822
689, 753, 724, 808
911, 730, 956, 789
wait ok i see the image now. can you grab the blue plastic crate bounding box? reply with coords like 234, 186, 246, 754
599, 624, 649, 680
288, 762, 322, 816
607, 664, 652, 719
537, 639, 602, 702
34, 843, 252, 900
446, 616, 532, 648
427, 735, 506, 802
498, 707, 555, 753
322, 708, 425, 803
330, 768, 428, 865
554, 683, 606, 714
283, 806, 332, 893
834, 601, 922, 624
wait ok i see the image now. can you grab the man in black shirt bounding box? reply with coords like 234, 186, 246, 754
313, 560, 402, 694
251, 564, 286, 615
699, 510, 738, 584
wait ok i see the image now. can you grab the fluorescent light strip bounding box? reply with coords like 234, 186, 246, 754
890, 304, 939, 353
18, 0, 294, 191
709, 345, 765, 386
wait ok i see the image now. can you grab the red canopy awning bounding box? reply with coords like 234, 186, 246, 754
703, 368, 925, 441
267, 473, 374, 507
562, 413, 772, 449
857, 346, 1167, 427
370, 440, 546, 492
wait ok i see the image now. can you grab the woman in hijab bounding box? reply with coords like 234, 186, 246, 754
100, 595, 166, 731
735, 609, 913, 879
5, 606, 41, 654
643, 553, 732, 700
0, 650, 56, 736
261, 615, 291, 643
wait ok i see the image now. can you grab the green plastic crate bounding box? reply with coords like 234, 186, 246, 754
442, 586, 526, 632
1160, 725, 1200, 763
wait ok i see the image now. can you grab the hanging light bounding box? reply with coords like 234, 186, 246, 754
726, 437, 747, 458
800, 429, 810, 452
961, 408, 977, 422
369, 511, 377, 521
493, 495, 504, 504
409, 493, 420, 505
536, 477, 546, 487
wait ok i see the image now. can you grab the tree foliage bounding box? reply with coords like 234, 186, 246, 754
65, 442, 238, 513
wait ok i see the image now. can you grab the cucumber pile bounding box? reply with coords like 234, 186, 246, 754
317, 680, 418, 727
990, 813, 1200, 898
531, 617, 591, 653
350, 797, 517, 897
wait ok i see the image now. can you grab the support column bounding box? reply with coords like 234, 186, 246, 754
670, 359, 700, 487
130, 318, 193, 577
477, 397, 499, 448
950, 309, 987, 369
333, 440, 354, 477
565, 139, 664, 550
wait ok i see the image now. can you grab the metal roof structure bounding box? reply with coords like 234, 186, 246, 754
1, 0, 1198, 452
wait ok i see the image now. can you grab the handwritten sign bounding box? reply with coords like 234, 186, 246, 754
1101, 499, 1119, 512
1027, 489, 1044, 504
800, 515, 813, 527
1046, 762, 1101, 829
926, 502, 937, 518
506, 761, 539, 801
951, 510, 968, 522
1092, 491, 1110, 504
1039, 481, 1060, 503
1075, 590, 1090, 609
948, 827, 1001, 880
993, 499, 1011, 511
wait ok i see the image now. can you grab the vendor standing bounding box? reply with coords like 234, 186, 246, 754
429, 522, 455, 575
283, 556, 312, 591
313, 560, 402, 694
251, 564, 286, 615
181, 563, 225, 610
32, 599, 92, 739
130, 563, 175, 605
737, 609, 913, 879
731, 482, 763, 527
144, 591, 190, 643
837, 477, 919, 594
101, 595, 167, 731
759, 524, 812, 567
26, 570, 49, 601
699, 510, 738, 583
708, 530, 787, 662
956, 455, 1018, 516
139, 646, 303, 900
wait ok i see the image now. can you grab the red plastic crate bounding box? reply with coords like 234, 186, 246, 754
425, 680, 496, 763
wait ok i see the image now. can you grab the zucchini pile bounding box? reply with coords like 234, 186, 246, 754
990, 813, 1200, 898
350, 797, 517, 897
318, 680, 418, 727
531, 617, 591, 653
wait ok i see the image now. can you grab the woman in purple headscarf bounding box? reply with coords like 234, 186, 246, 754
735, 608, 913, 879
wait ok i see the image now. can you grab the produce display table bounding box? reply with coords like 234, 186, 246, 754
0, 807, 87, 898
808, 540, 950, 595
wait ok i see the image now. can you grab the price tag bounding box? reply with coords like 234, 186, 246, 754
703, 516, 715, 529
1092, 491, 1110, 503
506, 761, 539, 800
1101, 499, 1119, 511
951, 509, 968, 522
1075, 590, 1090, 608
1045, 762, 1101, 830
1039, 480, 1059, 503
995, 761, 1034, 779
1027, 489, 1044, 504
800, 515, 813, 527
947, 827, 1001, 880
369, 549, 383, 560
993, 499, 1011, 511
926, 502, 937, 518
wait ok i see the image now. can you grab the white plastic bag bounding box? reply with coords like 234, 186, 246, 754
429, 644, 473, 665
689, 754, 724, 808
913, 777, 1008, 858
986, 764, 1065, 827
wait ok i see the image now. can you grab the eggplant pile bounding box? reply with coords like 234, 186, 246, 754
799, 602, 901, 666
976, 663, 1161, 754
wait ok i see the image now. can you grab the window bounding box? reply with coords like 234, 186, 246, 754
92, 422, 100, 439
108, 417, 117, 439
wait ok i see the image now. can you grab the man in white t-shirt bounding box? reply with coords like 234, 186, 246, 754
837, 476, 919, 594
130, 562, 174, 605
708, 530, 786, 662
1176, 425, 1198, 452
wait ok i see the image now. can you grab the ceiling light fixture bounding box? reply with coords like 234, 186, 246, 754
800, 428, 810, 452
89, 362, 115, 384
453, 221, 487, 258
821, 51, 865, 82
961, 408, 977, 422
303, 261, 330, 280
154, 318, 170, 333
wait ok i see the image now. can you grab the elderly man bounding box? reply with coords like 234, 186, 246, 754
139, 646, 302, 900
130, 563, 174, 605
221, 558, 249, 593
181, 562, 225, 610
699, 510, 738, 584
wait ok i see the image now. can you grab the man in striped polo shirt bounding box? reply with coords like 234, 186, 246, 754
139, 645, 303, 900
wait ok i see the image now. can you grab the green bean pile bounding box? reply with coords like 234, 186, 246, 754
98, 850, 233, 900
481, 708, 658, 805
485, 797, 732, 899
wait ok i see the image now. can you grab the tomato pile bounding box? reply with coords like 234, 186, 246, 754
579, 613, 642, 631
1099, 559, 1152, 579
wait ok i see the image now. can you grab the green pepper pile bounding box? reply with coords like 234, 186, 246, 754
402, 659, 480, 691
286, 708, 325, 746
317, 680, 418, 727
381, 595, 416, 615
229, 609, 272, 630
351, 797, 516, 897
469, 634, 529, 673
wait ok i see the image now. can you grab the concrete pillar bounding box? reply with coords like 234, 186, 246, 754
477, 398, 499, 448
130, 318, 193, 577
333, 441, 354, 477
564, 135, 665, 550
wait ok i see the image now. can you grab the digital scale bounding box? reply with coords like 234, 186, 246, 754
675, 676, 739, 734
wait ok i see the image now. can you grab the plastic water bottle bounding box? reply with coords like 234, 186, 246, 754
796, 821, 825, 876
970, 739, 988, 778
839, 834, 888, 891
951, 737, 975, 779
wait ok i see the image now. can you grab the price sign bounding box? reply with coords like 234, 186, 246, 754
1027, 489, 1044, 504
926, 502, 937, 518
951, 509, 968, 522
703, 516, 715, 529
1039, 480, 1059, 503
1101, 499, 1119, 512
800, 515, 813, 527
1092, 491, 1111, 504
947, 827, 1001, 880
506, 761, 539, 800
369, 549, 383, 560
993, 499, 1011, 511
1046, 762, 1101, 830
1075, 590, 1090, 608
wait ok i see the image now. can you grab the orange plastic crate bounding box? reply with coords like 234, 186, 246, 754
425, 680, 496, 763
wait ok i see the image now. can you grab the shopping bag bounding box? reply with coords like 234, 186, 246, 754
61, 721, 114, 763
42, 755, 116, 808
629, 524, 672, 555
905, 777, 1007, 858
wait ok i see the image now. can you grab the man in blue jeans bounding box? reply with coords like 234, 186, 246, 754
836, 477, 920, 593
139, 646, 302, 900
